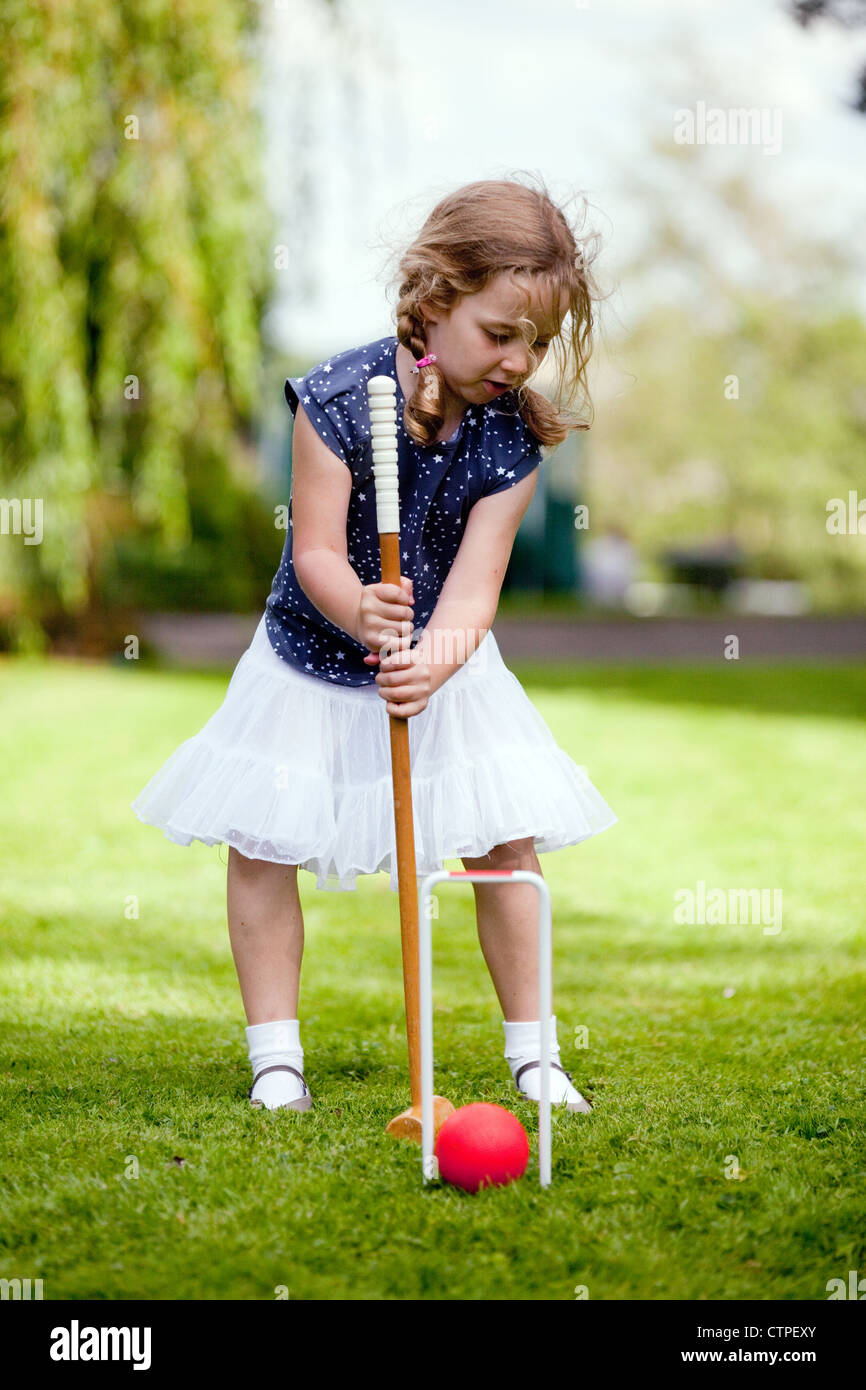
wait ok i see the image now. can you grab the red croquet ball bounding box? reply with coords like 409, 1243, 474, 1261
434, 1102, 530, 1193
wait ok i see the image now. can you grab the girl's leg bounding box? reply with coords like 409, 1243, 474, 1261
461, 837, 541, 1021
461, 839, 590, 1108
226, 846, 304, 1024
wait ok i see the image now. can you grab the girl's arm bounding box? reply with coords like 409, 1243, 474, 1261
413, 466, 540, 693
290, 401, 366, 642
291, 402, 412, 650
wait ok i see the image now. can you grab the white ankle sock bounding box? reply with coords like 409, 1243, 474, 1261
503, 1016, 588, 1107
245, 1019, 307, 1109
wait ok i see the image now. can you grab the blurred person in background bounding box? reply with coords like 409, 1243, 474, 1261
581, 523, 637, 608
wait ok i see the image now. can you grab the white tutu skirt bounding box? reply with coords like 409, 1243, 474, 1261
131, 614, 618, 892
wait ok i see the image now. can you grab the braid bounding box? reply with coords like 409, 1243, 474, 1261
396, 307, 446, 448
515, 385, 581, 447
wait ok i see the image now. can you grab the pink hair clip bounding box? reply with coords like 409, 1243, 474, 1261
411, 353, 438, 373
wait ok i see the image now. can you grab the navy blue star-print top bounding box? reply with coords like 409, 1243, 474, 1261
264, 333, 544, 686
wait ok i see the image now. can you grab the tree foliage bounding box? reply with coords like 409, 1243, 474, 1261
789, 1, 866, 113
0, 0, 274, 644
590, 125, 866, 611
588, 297, 866, 609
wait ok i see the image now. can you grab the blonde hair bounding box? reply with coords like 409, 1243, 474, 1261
390, 175, 605, 449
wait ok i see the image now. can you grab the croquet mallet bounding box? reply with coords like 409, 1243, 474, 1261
366, 374, 456, 1143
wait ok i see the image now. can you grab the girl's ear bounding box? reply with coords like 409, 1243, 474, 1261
417, 298, 438, 326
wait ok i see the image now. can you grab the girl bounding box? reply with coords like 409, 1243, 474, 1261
131, 177, 618, 1117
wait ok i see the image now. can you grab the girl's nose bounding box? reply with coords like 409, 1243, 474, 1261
500, 346, 531, 379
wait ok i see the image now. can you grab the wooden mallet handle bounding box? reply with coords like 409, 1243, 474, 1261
367, 376, 421, 1101
366, 375, 454, 1140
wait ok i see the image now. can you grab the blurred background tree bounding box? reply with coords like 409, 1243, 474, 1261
0, 0, 334, 654
589, 298, 866, 609
787, 0, 866, 114
582, 93, 866, 612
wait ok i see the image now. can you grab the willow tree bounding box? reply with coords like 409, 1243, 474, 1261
0, 0, 277, 648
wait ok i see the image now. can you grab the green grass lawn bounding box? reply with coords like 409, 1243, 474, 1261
1, 652, 865, 1301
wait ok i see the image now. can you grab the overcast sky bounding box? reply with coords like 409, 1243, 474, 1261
259, 0, 866, 359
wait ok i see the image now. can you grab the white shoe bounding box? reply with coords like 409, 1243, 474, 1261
513, 1059, 592, 1113
248, 1064, 312, 1112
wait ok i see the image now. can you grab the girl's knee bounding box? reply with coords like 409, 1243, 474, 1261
228, 846, 298, 878
462, 837, 536, 871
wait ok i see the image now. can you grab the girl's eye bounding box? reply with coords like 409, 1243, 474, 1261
486, 329, 550, 349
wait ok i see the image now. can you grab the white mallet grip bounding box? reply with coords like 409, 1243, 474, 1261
367, 375, 400, 534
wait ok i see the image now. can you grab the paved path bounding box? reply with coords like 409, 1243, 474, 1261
494, 615, 866, 662
137, 612, 866, 667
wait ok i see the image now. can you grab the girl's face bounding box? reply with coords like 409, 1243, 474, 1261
419, 273, 564, 414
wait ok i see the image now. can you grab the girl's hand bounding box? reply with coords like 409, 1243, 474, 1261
373, 645, 431, 719
357, 576, 416, 658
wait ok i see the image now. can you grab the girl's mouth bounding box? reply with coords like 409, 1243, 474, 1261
482, 379, 510, 395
